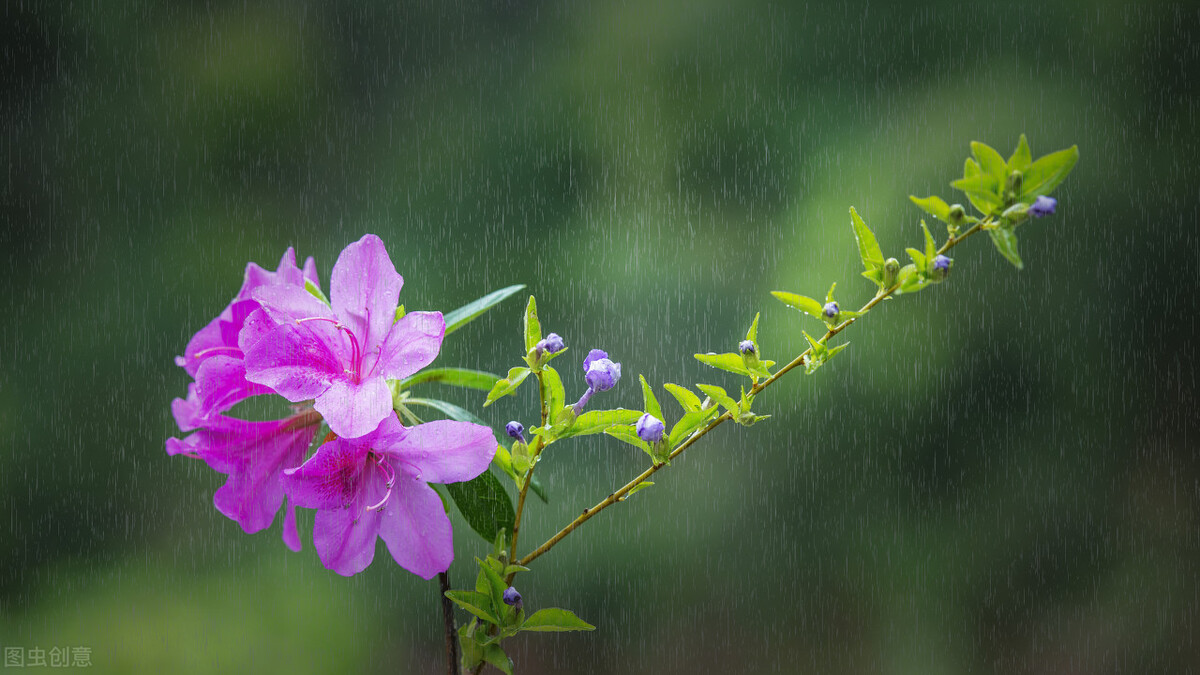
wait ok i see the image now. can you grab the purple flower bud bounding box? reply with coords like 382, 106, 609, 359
636, 413, 665, 443
505, 421, 525, 442
739, 340, 756, 356
932, 255, 951, 272
582, 349, 609, 373
822, 302, 840, 319
503, 586, 522, 608
536, 333, 565, 354
584, 356, 621, 393
1028, 195, 1057, 218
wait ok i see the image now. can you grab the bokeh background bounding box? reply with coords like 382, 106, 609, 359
3, 1, 1198, 673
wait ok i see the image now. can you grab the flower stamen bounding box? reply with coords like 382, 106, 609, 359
366, 454, 396, 511
296, 316, 362, 380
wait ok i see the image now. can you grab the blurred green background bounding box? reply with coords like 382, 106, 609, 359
3, 1, 1198, 673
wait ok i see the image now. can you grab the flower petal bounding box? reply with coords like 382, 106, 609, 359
330, 234, 402, 358
252, 283, 337, 327
374, 311, 445, 381
377, 474, 454, 579
281, 437, 370, 510
383, 420, 497, 485
314, 376, 393, 439
195, 355, 273, 418
310, 468, 389, 577
282, 501, 302, 552
243, 321, 344, 403
208, 422, 316, 535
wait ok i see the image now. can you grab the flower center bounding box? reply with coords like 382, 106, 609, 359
296, 316, 363, 381
365, 452, 396, 512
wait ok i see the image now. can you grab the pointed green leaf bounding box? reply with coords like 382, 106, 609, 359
906, 247, 927, 271
921, 220, 936, 261
445, 591, 501, 626
971, 141, 1008, 180
695, 384, 737, 415
668, 407, 719, 446
623, 481, 654, 499
523, 295, 542, 353
1019, 145, 1079, 200
476, 557, 508, 613
540, 366, 565, 418
304, 278, 331, 306
694, 352, 753, 377
771, 291, 825, 320
638, 374, 663, 422
827, 342, 850, 359
663, 383, 702, 413
963, 157, 981, 179
909, 195, 952, 223
605, 424, 651, 453
444, 284, 526, 337
849, 207, 885, 270
483, 367, 532, 406
560, 409, 644, 439
745, 312, 761, 343
1008, 134, 1032, 171
444, 469, 514, 544
950, 174, 1002, 214
396, 368, 501, 392
801, 330, 824, 353
988, 227, 1024, 269
895, 265, 930, 295
482, 644, 514, 675
521, 608, 596, 632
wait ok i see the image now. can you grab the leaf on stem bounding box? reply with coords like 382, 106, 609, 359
443, 284, 526, 336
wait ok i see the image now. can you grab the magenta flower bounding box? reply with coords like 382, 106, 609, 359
166, 386, 322, 551
244, 235, 445, 438
281, 414, 496, 578
175, 248, 320, 419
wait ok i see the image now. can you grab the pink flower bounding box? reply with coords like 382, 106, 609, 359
167, 386, 321, 551
244, 235, 445, 438
175, 248, 320, 419
281, 414, 496, 578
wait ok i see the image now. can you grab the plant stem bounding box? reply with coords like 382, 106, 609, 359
439, 571, 460, 675
518, 219, 989, 567
507, 369, 549, 577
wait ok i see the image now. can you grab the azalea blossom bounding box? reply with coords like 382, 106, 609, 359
244, 234, 445, 439
166, 385, 322, 551
281, 413, 496, 578
175, 248, 320, 419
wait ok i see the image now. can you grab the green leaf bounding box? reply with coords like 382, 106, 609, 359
304, 278, 330, 306
445, 591, 500, 625
988, 227, 1024, 269
801, 330, 825, 354
745, 312, 761, 343
396, 368, 501, 392
950, 174, 1002, 214
849, 207, 885, 270
663, 383, 702, 413
483, 366, 532, 407
482, 644, 514, 675
668, 407, 718, 446
963, 157, 981, 179
605, 424, 650, 453
895, 265, 930, 295
906, 247, 927, 271
394, 304, 406, 322
1019, 145, 1079, 200
694, 352, 753, 377
909, 195, 952, 223
623, 481, 654, 499
639, 374, 663, 422
771, 291, 825, 321
444, 470, 515, 544
971, 141, 1008, 181
444, 284, 526, 337
921, 220, 936, 261
476, 557, 508, 614
825, 282, 837, 304
540, 366, 566, 419
521, 608, 596, 632
695, 384, 737, 415
523, 295, 542, 353
560, 409, 644, 438
1008, 134, 1032, 171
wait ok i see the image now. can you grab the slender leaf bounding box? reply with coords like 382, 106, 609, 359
1007, 134, 1032, 171
560, 409, 644, 438
988, 227, 1024, 269
521, 608, 596, 632
639, 374, 663, 422
605, 424, 651, 453
444, 284, 526, 336
694, 352, 753, 377
770, 291, 825, 320
971, 140, 1008, 181
663, 383, 702, 413
909, 195, 952, 223
849, 206, 884, 270
695, 384, 737, 415
482, 644, 514, 675
668, 407, 718, 447
445, 591, 500, 625
745, 312, 761, 342
484, 366, 532, 406
397, 367, 501, 392
540, 366, 565, 420
1019, 145, 1079, 200
523, 295, 542, 353
921, 220, 936, 261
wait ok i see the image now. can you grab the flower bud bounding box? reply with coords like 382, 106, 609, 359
822, 302, 840, 321
929, 254, 952, 282
584, 355, 621, 392
636, 413, 665, 443
738, 340, 756, 356
536, 333, 565, 354
1028, 195, 1057, 218
505, 421, 525, 442
948, 204, 966, 225
503, 586, 523, 609
882, 258, 901, 287
1006, 170, 1023, 192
